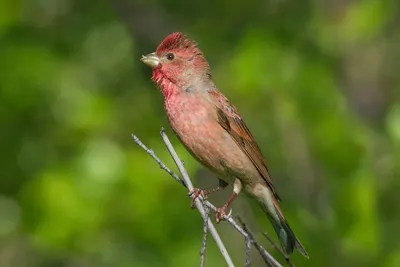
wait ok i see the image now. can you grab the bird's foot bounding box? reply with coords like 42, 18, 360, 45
215, 205, 231, 223
188, 188, 207, 209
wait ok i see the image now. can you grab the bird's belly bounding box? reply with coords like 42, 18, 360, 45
166, 99, 257, 182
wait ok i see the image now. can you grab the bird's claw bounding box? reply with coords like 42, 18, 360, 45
227, 209, 232, 217
188, 188, 206, 209
215, 206, 229, 223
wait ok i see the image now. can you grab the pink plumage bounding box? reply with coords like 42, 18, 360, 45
141, 32, 309, 258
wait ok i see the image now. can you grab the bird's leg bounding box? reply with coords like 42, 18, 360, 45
215, 178, 242, 223
189, 179, 228, 208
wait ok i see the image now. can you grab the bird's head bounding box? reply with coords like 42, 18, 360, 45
141, 32, 211, 96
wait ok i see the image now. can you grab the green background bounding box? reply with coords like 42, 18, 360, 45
1, 0, 400, 266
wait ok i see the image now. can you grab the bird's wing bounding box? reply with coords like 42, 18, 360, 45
209, 90, 280, 201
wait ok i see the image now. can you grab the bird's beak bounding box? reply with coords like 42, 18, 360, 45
140, 52, 160, 68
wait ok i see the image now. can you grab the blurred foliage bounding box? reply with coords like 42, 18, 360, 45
0, 0, 400, 266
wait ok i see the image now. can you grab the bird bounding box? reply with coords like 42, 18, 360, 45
140, 32, 308, 258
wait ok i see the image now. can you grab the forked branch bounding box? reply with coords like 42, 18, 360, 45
131, 129, 285, 267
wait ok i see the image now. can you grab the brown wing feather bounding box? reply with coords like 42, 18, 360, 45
210, 91, 280, 201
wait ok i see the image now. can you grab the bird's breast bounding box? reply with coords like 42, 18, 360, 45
164, 93, 256, 182
165, 93, 219, 161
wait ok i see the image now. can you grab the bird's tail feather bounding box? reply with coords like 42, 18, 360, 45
258, 188, 309, 258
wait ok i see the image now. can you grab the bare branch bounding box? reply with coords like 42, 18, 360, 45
237, 216, 283, 267
131, 134, 186, 188
200, 205, 210, 267
245, 238, 251, 267
131, 130, 285, 267
159, 128, 235, 266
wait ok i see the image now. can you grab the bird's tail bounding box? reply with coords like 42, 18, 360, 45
256, 186, 309, 258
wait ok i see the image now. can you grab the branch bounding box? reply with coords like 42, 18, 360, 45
237, 216, 279, 267
159, 128, 235, 266
131, 134, 186, 188
200, 205, 210, 267
131, 129, 284, 267
245, 237, 252, 267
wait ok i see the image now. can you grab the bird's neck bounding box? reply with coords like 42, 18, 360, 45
152, 68, 177, 99
152, 68, 215, 101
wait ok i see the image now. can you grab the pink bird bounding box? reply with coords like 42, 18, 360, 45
141, 32, 308, 258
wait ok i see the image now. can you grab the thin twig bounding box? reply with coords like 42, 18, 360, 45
131, 134, 186, 188
263, 233, 295, 267
131, 133, 247, 236
131, 130, 284, 267
237, 216, 284, 267
245, 238, 251, 267
200, 205, 210, 267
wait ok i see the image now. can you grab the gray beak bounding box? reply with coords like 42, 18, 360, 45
140, 52, 160, 68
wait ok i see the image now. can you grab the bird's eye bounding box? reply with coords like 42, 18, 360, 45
166, 53, 175, 60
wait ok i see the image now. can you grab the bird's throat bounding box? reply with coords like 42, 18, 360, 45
152, 68, 176, 99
